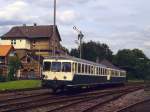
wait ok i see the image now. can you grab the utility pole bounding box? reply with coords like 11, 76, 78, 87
54, 0, 56, 26
53, 0, 56, 56
49, 0, 57, 57
73, 26, 84, 59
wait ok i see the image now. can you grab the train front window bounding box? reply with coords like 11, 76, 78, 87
43, 62, 51, 71
62, 62, 71, 72
51, 62, 61, 72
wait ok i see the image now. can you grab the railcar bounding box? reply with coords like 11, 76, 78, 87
42, 56, 126, 92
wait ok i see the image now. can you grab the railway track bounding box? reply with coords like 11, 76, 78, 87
0, 89, 51, 103
0, 85, 143, 112
46, 86, 142, 112
115, 98, 150, 112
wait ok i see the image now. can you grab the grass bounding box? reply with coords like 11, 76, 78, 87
0, 80, 41, 91
128, 80, 145, 83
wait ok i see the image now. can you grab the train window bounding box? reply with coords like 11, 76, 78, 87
43, 62, 51, 71
112, 70, 115, 76
75, 63, 77, 73
82, 64, 84, 73
91, 66, 94, 74
101, 68, 103, 75
104, 69, 106, 75
102, 68, 105, 75
96, 67, 99, 75
111, 70, 113, 76
99, 68, 101, 75
88, 65, 90, 74
93, 66, 95, 74
51, 62, 61, 72
100, 68, 102, 75
102, 68, 104, 75
72, 63, 75, 72
78, 63, 81, 73
106, 69, 108, 75
116, 71, 118, 76
93, 66, 95, 75
85, 65, 88, 74
62, 62, 71, 72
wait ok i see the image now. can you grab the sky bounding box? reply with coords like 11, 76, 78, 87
0, 0, 150, 58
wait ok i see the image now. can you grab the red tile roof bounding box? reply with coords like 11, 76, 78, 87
0, 45, 14, 57
1, 25, 61, 41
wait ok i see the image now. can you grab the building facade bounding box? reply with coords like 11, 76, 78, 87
0, 24, 66, 78
0, 45, 15, 76
1, 24, 64, 57
19, 53, 43, 79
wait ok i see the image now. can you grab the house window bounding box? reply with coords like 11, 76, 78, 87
14, 40, 16, 44
11, 40, 16, 45
27, 57, 31, 63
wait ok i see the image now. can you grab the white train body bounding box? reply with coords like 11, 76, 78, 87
42, 56, 126, 90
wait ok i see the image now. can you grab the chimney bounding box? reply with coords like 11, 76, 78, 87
23, 24, 26, 26
33, 23, 37, 26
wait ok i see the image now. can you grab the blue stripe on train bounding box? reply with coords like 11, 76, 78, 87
42, 74, 126, 89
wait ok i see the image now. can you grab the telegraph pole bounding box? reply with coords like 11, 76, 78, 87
73, 26, 84, 59
53, 0, 56, 56
50, 0, 57, 57
54, 0, 56, 26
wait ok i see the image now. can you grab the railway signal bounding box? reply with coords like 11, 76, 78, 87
73, 26, 84, 59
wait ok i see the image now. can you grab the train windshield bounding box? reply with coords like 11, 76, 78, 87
62, 62, 71, 72
43, 61, 72, 72
51, 62, 61, 72
43, 62, 51, 71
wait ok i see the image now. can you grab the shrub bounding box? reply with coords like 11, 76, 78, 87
0, 75, 6, 82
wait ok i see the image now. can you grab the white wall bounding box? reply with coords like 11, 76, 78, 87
1, 39, 31, 49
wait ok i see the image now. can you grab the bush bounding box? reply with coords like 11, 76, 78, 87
8, 56, 21, 81
0, 75, 6, 82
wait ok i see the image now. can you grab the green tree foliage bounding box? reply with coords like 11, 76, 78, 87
113, 49, 150, 80
70, 48, 80, 58
70, 41, 113, 62
8, 56, 21, 81
0, 68, 5, 82
70, 40, 150, 80
62, 46, 69, 54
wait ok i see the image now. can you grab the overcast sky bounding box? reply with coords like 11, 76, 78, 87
0, 0, 150, 58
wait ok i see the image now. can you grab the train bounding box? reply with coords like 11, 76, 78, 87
42, 56, 126, 92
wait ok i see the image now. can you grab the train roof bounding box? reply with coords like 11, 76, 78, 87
44, 56, 106, 67
44, 56, 126, 72
100, 59, 126, 71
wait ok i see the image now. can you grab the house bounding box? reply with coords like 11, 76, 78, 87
0, 45, 15, 76
0, 45, 15, 64
1, 24, 65, 58
19, 53, 44, 79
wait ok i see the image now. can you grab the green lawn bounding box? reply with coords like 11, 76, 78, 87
0, 80, 41, 91
127, 80, 144, 83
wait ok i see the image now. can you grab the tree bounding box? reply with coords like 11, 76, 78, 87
113, 49, 150, 80
70, 41, 113, 62
62, 46, 69, 54
70, 48, 80, 58
8, 56, 21, 81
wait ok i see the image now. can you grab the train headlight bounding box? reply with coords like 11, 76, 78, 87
64, 76, 67, 80
45, 75, 48, 79
42, 75, 48, 79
